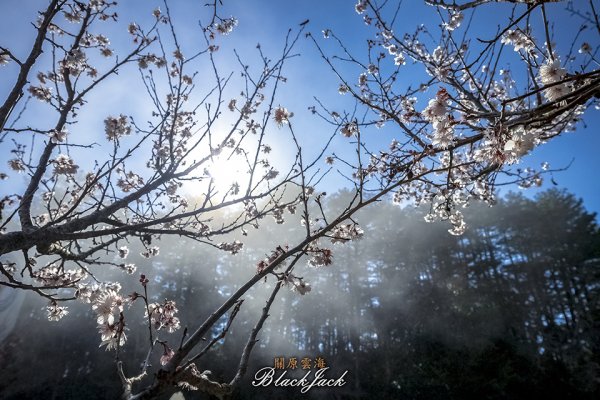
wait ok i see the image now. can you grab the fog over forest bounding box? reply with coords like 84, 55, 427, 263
1, 188, 598, 399
1, 0, 600, 398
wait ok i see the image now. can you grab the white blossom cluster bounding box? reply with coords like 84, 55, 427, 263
273, 106, 292, 127
272, 205, 285, 224
422, 193, 468, 236
46, 278, 178, 351
61, 48, 87, 75
118, 246, 129, 259
98, 319, 127, 351
341, 121, 358, 137
137, 53, 167, 69
422, 89, 454, 149
358, 72, 368, 88
140, 246, 160, 258
330, 223, 364, 244
45, 281, 101, 321
426, 46, 455, 82
147, 300, 181, 333
447, 209, 467, 236
283, 274, 312, 295
394, 52, 406, 66
117, 171, 144, 193
218, 240, 244, 254
28, 85, 52, 102
104, 114, 131, 141
244, 200, 259, 219
53, 154, 79, 175
47, 302, 69, 321
118, 263, 137, 275
502, 126, 539, 161
144, 109, 198, 171
48, 128, 68, 143
306, 244, 333, 267
355, 0, 367, 14
55, 283, 128, 351
0, 52, 9, 65
516, 168, 544, 189
538, 59, 571, 102
92, 289, 125, 325
501, 29, 535, 52
33, 264, 87, 287
264, 168, 279, 180
213, 17, 238, 35
77, 283, 124, 349
160, 346, 175, 366
443, 11, 463, 31
8, 158, 25, 172
256, 246, 287, 274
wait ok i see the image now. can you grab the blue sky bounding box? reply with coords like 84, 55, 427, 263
1, 0, 598, 217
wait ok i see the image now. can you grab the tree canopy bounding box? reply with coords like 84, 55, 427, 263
1, 0, 599, 398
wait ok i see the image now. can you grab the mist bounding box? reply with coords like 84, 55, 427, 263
1, 188, 599, 399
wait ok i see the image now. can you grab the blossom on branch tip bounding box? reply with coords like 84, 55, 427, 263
307, 244, 333, 267
448, 210, 467, 236
273, 106, 292, 127
8, 159, 25, 172
443, 11, 463, 31
330, 223, 364, 243
341, 122, 358, 137
432, 119, 454, 149
538, 59, 571, 102
355, 0, 367, 14
53, 154, 78, 175
47, 302, 69, 321
501, 29, 535, 52
422, 98, 448, 121
117, 171, 144, 193
118, 246, 129, 259
214, 17, 238, 35
539, 59, 566, 85
358, 72, 368, 86
264, 168, 279, 180
228, 99, 237, 111
579, 42, 591, 54
98, 322, 127, 351
284, 274, 312, 295
48, 128, 67, 143
173, 49, 184, 61
92, 290, 125, 325
104, 114, 131, 141
63, 10, 82, 23
394, 53, 406, 66
148, 300, 181, 333
33, 264, 87, 287
28, 85, 52, 102
119, 264, 137, 275
141, 246, 160, 258
218, 241, 244, 254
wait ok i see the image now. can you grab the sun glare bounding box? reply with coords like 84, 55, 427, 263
194, 152, 252, 196
211, 154, 250, 189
